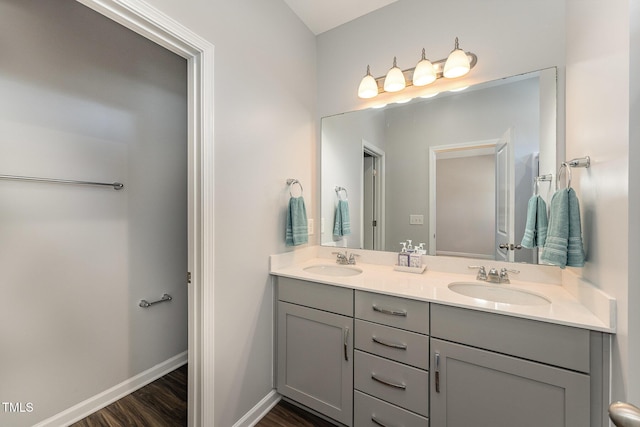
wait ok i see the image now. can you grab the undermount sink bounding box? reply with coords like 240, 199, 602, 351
303, 264, 363, 277
448, 282, 551, 306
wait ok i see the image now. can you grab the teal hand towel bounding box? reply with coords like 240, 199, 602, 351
285, 196, 308, 246
540, 188, 585, 267
333, 200, 351, 237
567, 188, 585, 267
521, 195, 548, 248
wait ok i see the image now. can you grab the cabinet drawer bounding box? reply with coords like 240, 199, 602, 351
354, 390, 429, 427
355, 319, 429, 370
278, 277, 354, 316
355, 291, 429, 334
355, 350, 429, 417
431, 304, 591, 373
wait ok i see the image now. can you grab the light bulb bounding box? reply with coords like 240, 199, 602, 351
384, 57, 406, 92
358, 65, 379, 99
412, 48, 436, 86
443, 37, 471, 78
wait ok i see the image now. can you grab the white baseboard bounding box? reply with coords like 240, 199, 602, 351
233, 390, 281, 427
34, 351, 188, 427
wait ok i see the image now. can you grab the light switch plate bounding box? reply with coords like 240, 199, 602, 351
410, 214, 424, 225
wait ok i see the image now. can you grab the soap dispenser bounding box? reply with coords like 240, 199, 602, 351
409, 246, 422, 268
398, 242, 409, 267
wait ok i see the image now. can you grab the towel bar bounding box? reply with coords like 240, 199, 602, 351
557, 156, 590, 189
0, 174, 124, 190
335, 186, 348, 200
534, 174, 553, 196
286, 179, 303, 197
139, 293, 172, 308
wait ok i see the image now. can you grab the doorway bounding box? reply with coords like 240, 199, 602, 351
76, 2, 215, 425
1, 1, 216, 425
362, 140, 385, 250
428, 139, 501, 259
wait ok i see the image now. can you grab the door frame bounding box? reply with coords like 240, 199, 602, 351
428, 140, 498, 257
75, 1, 215, 425
361, 140, 385, 250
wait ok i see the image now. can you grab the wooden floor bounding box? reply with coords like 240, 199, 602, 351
256, 400, 337, 427
71, 364, 188, 427
72, 364, 332, 427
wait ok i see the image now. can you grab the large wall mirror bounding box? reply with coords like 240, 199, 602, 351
321, 67, 558, 264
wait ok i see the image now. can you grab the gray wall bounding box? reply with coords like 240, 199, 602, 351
321, 110, 386, 248
317, 0, 638, 406
0, 1, 187, 425
437, 155, 495, 257
565, 0, 637, 403
129, 0, 318, 425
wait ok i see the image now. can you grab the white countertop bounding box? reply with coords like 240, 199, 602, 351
270, 246, 616, 333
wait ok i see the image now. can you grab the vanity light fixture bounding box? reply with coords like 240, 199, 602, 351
443, 37, 471, 78
412, 48, 437, 86
383, 57, 406, 92
357, 37, 477, 99
357, 65, 379, 99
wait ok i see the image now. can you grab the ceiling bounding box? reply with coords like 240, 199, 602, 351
283, 0, 399, 35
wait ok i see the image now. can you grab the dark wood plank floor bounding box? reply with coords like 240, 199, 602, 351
71, 364, 188, 427
256, 400, 337, 427
71, 364, 332, 427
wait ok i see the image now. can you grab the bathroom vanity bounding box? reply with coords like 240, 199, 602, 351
271, 247, 615, 427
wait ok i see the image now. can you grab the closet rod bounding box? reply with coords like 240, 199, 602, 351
0, 174, 124, 190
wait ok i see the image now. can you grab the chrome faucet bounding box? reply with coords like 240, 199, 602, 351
486, 267, 501, 283
469, 265, 487, 281
498, 268, 519, 284
332, 251, 359, 265
469, 265, 519, 283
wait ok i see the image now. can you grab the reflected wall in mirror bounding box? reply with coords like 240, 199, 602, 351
321, 68, 557, 264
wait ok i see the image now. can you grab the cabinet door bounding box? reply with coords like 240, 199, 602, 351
278, 301, 353, 426
430, 338, 590, 427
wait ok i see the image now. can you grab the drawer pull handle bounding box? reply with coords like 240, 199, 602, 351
372, 336, 407, 350
372, 305, 407, 317
371, 373, 406, 390
371, 415, 398, 427
344, 327, 349, 361
435, 352, 440, 393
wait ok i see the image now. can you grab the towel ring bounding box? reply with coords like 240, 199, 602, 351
556, 163, 572, 190
335, 186, 348, 201
534, 174, 553, 196
287, 179, 303, 197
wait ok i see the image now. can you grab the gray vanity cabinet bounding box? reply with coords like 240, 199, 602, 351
276, 277, 354, 426
353, 291, 430, 427
430, 304, 608, 427
274, 276, 610, 427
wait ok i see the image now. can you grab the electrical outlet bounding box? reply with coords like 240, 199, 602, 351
308, 218, 314, 235
410, 214, 424, 225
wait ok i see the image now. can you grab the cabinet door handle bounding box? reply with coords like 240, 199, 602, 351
435, 352, 440, 393
344, 327, 349, 361
372, 336, 407, 350
372, 304, 407, 317
371, 415, 399, 427
371, 373, 406, 390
